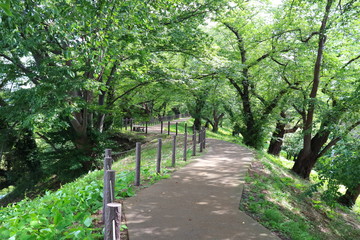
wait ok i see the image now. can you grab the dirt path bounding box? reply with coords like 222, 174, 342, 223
124, 133, 280, 239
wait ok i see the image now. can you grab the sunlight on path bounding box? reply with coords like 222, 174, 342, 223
124, 139, 280, 240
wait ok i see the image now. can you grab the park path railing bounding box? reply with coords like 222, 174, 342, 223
102, 122, 206, 240
121, 113, 190, 132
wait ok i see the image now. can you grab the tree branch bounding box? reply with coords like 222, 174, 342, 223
108, 82, 151, 106
36, 132, 58, 151
271, 56, 287, 66
228, 77, 244, 96
0, 53, 40, 85
246, 48, 291, 69
317, 120, 360, 159
223, 22, 247, 64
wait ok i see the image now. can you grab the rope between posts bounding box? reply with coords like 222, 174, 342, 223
112, 148, 136, 156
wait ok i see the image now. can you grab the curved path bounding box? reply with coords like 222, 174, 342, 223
124, 133, 280, 239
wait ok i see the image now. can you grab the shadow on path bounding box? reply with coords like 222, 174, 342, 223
124, 138, 280, 240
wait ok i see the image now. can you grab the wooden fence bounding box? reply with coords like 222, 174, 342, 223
121, 113, 190, 132
102, 124, 206, 240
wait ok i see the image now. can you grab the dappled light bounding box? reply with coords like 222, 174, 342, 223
125, 139, 279, 239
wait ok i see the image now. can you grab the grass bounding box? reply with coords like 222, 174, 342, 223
0, 129, 197, 240
239, 151, 360, 240
177, 120, 360, 239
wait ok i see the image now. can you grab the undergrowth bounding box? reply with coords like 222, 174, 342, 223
240, 152, 360, 240
0, 132, 194, 239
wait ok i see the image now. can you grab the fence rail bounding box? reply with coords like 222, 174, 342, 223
102, 122, 206, 240
121, 113, 190, 131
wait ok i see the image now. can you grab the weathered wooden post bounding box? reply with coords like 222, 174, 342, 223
104, 157, 112, 171
198, 128, 201, 143
176, 122, 178, 135
167, 121, 170, 135
145, 122, 148, 134
172, 135, 176, 167
130, 118, 133, 131
103, 170, 116, 223
157, 138, 162, 174
202, 127, 206, 149
134, 142, 141, 186
105, 202, 122, 240
183, 126, 187, 161
199, 129, 203, 153
160, 121, 163, 134
105, 149, 112, 158
204, 128, 206, 148
192, 131, 196, 156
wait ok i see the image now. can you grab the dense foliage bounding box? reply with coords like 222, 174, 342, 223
0, 0, 359, 211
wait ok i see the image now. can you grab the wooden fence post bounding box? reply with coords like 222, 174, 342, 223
198, 129, 201, 143
105, 149, 112, 158
204, 128, 206, 148
161, 121, 163, 134
202, 127, 206, 149
176, 122, 178, 135
105, 203, 122, 240
103, 170, 116, 223
134, 142, 141, 186
130, 119, 133, 131
192, 131, 196, 156
145, 122, 148, 134
168, 121, 170, 135
157, 138, 162, 174
199, 129, 203, 153
183, 129, 187, 161
104, 157, 112, 171
172, 135, 176, 167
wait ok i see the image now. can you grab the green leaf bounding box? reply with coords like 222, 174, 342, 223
83, 216, 92, 227
0, 2, 13, 16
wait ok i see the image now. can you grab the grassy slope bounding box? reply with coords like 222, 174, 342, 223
242, 152, 360, 240
0, 130, 194, 240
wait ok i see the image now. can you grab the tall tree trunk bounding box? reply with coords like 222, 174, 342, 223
292, 0, 333, 178
338, 184, 360, 208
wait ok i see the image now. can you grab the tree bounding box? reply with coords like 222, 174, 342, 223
283, 0, 360, 178
0, 0, 225, 197
207, 0, 296, 149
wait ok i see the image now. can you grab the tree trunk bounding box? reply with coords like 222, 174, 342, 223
292, 150, 318, 179
194, 117, 201, 131
293, 0, 333, 179
338, 184, 360, 208
212, 121, 219, 133
292, 130, 330, 179
267, 121, 286, 156
268, 112, 299, 156
211, 111, 224, 133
